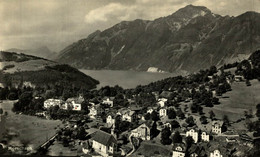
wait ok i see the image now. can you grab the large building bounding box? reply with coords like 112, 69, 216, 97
131, 122, 152, 141
43, 99, 63, 109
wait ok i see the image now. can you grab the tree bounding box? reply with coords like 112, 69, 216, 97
167, 109, 176, 119
185, 116, 196, 127
176, 108, 185, 119
256, 104, 260, 119
209, 110, 215, 120
150, 121, 158, 138
223, 115, 230, 126
170, 120, 180, 129
172, 131, 182, 143
144, 113, 151, 121
200, 115, 208, 124
161, 127, 172, 145
212, 97, 220, 104
151, 111, 160, 121
186, 136, 194, 149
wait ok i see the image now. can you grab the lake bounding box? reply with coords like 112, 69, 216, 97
80, 69, 178, 89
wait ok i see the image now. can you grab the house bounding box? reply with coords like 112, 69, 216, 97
122, 109, 136, 122
201, 131, 210, 142
102, 97, 114, 107
158, 98, 167, 107
44, 99, 63, 109
64, 96, 84, 111
90, 130, 117, 157
186, 129, 198, 143
159, 108, 167, 117
211, 121, 224, 134
172, 143, 186, 157
88, 106, 98, 119
131, 122, 152, 140
210, 150, 223, 157
164, 122, 172, 131
106, 114, 116, 127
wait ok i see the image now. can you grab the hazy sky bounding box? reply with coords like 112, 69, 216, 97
0, 0, 259, 52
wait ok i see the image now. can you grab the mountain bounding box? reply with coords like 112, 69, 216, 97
7, 46, 57, 60
0, 51, 99, 89
56, 5, 260, 73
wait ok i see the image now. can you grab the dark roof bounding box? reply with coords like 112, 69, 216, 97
91, 130, 117, 146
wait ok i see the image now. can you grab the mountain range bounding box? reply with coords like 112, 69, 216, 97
56, 5, 260, 73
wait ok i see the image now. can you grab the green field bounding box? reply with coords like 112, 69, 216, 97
204, 79, 260, 121
0, 101, 62, 150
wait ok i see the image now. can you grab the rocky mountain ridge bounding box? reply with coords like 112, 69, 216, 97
56, 5, 260, 73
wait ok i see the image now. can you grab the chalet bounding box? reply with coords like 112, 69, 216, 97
102, 97, 114, 107
201, 131, 210, 142
211, 121, 224, 134
122, 110, 136, 122
44, 99, 63, 109
172, 143, 186, 157
210, 150, 223, 157
159, 108, 167, 117
131, 122, 152, 140
186, 129, 198, 143
90, 130, 117, 157
158, 98, 167, 108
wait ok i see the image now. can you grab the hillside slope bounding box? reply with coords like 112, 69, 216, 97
0, 51, 99, 89
56, 5, 260, 73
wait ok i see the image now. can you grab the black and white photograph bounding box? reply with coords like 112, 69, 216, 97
0, 0, 260, 156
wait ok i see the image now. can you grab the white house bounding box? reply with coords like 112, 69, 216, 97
159, 108, 167, 117
131, 122, 152, 141
147, 109, 154, 114
106, 114, 116, 126
102, 97, 114, 107
44, 99, 63, 109
212, 121, 223, 134
172, 143, 186, 157
90, 130, 117, 157
158, 98, 167, 107
201, 131, 210, 142
210, 150, 223, 157
88, 106, 98, 119
186, 129, 198, 143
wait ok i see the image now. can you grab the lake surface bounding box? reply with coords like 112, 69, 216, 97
80, 69, 177, 89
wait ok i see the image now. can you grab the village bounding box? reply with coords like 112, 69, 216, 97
1, 57, 260, 157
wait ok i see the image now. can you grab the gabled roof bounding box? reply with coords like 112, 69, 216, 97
91, 130, 117, 146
